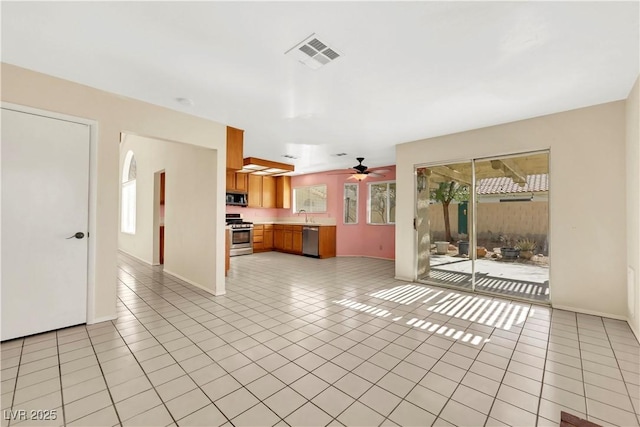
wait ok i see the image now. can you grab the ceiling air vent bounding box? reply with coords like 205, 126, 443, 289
286, 33, 342, 70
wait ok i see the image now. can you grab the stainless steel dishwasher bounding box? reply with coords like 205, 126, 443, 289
302, 226, 319, 257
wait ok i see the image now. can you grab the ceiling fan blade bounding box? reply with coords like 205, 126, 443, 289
372, 169, 390, 174
368, 172, 386, 177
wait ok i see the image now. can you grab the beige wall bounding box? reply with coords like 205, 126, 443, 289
429, 201, 548, 243
1, 63, 227, 324
397, 101, 628, 319
626, 76, 640, 339
119, 135, 218, 291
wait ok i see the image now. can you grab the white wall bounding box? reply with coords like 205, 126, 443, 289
1, 63, 228, 324
626, 76, 640, 339
397, 101, 628, 319
119, 135, 218, 292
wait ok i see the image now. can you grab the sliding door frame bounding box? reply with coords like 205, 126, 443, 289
414, 149, 551, 305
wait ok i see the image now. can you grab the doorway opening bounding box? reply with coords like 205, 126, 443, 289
416, 151, 550, 303
157, 170, 166, 265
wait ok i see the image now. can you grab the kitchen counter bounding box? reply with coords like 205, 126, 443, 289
252, 223, 336, 258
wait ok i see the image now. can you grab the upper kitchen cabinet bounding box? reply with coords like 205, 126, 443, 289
226, 170, 249, 192
262, 176, 276, 208
248, 175, 277, 208
226, 126, 244, 170
247, 174, 263, 208
276, 176, 291, 209
242, 157, 294, 208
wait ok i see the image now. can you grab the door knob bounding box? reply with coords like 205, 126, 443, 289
66, 232, 85, 239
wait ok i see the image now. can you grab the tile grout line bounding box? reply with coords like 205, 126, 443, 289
116, 272, 280, 424
84, 323, 124, 427
126, 252, 534, 426
112, 251, 638, 427
477, 302, 537, 427
54, 330, 67, 427
6, 338, 25, 427
601, 318, 640, 426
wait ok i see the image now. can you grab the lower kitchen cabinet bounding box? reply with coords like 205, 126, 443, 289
273, 225, 284, 250
318, 226, 337, 258
263, 225, 273, 250
292, 227, 303, 254
263, 224, 335, 258
253, 224, 274, 252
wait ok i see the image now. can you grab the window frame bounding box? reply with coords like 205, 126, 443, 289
343, 183, 359, 225
367, 180, 396, 225
121, 150, 137, 234
292, 184, 328, 213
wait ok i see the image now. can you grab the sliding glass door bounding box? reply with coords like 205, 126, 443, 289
416, 161, 473, 290
416, 151, 550, 303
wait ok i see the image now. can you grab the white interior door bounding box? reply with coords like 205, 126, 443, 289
1, 108, 90, 341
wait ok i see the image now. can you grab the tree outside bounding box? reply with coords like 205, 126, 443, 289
430, 181, 469, 242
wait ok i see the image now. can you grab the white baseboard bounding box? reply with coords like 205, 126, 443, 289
394, 275, 414, 282
551, 304, 628, 321
118, 249, 153, 266
163, 268, 219, 296
87, 314, 117, 325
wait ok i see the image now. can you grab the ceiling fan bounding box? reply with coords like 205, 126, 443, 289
331, 157, 389, 181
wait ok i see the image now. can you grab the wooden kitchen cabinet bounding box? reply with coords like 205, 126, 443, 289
273, 225, 284, 250
253, 224, 264, 252
275, 176, 291, 209
235, 173, 248, 192
252, 224, 274, 253
292, 225, 303, 254
318, 226, 337, 258
226, 170, 249, 192
248, 175, 277, 208
283, 226, 293, 251
264, 224, 335, 258
226, 126, 244, 170
247, 174, 263, 207
263, 225, 274, 250
262, 176, 276, 208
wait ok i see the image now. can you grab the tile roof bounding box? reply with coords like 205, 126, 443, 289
476, 174, 548, 195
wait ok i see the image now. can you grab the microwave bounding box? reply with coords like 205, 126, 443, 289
226, 192, 247, 207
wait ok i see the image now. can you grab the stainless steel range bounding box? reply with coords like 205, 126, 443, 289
226, 213, 253, 256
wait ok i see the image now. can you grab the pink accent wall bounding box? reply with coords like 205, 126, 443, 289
291, 165, 396, 260
225, 166, 396, 259
225, 205, 284, 219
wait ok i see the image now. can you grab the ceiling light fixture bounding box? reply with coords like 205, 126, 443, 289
242, 157, 295, 176
285, 33, 342, 70
351, 173, 368, 181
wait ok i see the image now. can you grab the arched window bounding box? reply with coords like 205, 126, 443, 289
121, 150, 137, 234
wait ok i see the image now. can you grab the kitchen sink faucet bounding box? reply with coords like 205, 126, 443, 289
297, 209, 308, 223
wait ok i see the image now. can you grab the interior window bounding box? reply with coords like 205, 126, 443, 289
344, 183, 358, 224
121, 150, 137, 234
292, 184, 327, 213
368, 181, 396, 224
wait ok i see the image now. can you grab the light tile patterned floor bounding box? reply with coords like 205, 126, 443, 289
1, 251, 639, 427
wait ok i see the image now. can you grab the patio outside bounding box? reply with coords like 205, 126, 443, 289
418, 153, 550, 302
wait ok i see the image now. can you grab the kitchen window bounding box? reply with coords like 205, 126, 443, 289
344, 183, 358, 224
121, 150, 137, 234
293, 184, 327, 213
368, 181, 396, 224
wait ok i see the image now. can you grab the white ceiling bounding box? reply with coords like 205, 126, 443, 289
2, 2, 638, 174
